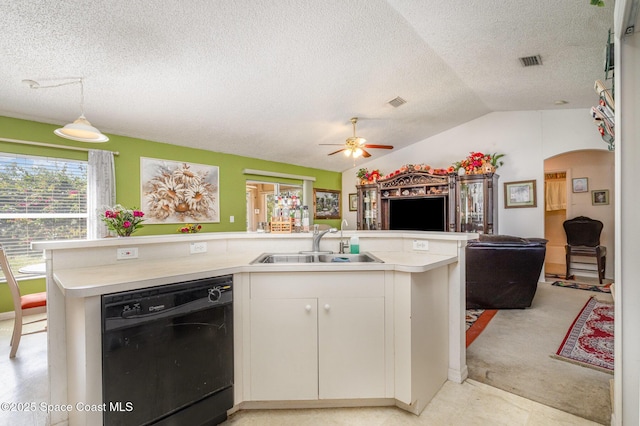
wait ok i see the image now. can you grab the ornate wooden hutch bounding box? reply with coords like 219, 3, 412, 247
355, 183, 379, 230
376, 170, 456, 232
355, 170, 498, 234
454, 173, 499, 234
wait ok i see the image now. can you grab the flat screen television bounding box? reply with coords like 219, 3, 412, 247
389, 196, 447, 232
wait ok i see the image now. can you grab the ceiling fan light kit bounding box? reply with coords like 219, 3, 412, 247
23, 77, 109, 143
321, 117, 393, 159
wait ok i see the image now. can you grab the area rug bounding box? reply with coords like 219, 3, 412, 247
553, 296, 614, 373
465, 309, 498, 347
552, 280, 611, 293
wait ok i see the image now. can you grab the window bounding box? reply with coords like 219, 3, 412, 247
0, 153, 87, 276
265, 184, 303, 221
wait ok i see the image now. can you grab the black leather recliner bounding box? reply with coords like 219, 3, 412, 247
466, 235, 548, 309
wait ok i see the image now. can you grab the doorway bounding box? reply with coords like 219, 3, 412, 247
543, 149, 615, 281
543, 171, 567, 277
245, 181, 303, 232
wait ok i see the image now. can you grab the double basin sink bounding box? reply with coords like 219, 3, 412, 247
250, 252, 383, 264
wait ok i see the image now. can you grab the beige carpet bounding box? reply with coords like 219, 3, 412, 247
466, 281, 613, 425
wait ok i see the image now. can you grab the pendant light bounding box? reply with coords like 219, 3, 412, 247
23, 77, 109, 143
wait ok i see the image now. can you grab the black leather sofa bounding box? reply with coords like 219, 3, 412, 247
466, 234, 548, 309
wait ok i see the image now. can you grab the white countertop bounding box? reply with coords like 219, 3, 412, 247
52, 250, 457, 298
36, 230, 473, 298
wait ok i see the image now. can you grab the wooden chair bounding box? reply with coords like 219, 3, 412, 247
563, 216, 607, 284
0, 245, 47, 358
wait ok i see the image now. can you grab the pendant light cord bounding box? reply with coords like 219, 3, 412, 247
23, 77, 84, 115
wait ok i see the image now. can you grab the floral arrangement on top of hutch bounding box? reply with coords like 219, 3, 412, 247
354, 152, 504, 234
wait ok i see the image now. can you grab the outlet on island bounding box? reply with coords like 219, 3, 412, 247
117, 247, 138, 260
190, 242, 208, 254
412, 240, 429, 251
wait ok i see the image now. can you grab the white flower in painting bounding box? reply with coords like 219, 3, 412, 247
145, 192, 176, 219
184, 183, 209, 210
153, 175, 185, 201
173, 164, 203, 186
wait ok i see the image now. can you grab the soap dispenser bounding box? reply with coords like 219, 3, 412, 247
349, 236, 359, 254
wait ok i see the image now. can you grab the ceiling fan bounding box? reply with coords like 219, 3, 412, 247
320, 117, 394, 158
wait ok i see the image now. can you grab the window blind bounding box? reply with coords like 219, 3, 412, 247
0, 153, 87, 275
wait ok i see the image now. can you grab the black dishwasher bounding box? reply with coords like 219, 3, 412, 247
102, 275, 233, 426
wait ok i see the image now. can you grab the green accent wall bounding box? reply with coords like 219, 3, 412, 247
0, 115, 342, 312
0, 278, 45, 314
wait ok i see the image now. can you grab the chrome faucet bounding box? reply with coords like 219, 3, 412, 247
339, 219, 350, 254
312, 224, 338, 252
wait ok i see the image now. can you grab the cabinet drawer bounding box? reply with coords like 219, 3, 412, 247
250, 271, 384, 299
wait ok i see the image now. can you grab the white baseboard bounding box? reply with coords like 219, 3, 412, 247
0, 311, 16, 321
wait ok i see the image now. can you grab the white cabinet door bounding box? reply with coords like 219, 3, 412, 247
250, 298, 318, 400
318, 297, 386, 399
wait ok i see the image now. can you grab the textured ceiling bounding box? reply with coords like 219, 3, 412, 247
0, 1, 613, 172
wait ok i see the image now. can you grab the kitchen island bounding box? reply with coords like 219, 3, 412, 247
34, 231, 472, 426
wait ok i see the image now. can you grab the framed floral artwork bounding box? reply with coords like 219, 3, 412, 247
141, 158, 219, 223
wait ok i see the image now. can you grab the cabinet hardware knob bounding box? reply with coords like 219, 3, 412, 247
324, 304, 331, 311
305, 304, 312, 312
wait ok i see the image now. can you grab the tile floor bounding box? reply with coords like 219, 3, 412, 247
0, 315, 602, 426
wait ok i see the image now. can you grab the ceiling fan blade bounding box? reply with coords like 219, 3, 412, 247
363, 144, 394, 149
328, 148, 346, 156
361, 149, 372, 158
319, 143, 347, 146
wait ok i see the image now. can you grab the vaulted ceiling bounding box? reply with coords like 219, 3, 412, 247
0, 1, 614, 172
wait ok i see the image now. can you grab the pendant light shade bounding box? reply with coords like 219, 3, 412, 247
54, 115, 109, 142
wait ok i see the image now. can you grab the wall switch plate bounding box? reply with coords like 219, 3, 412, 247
412, 240, 429, 251
117, 247, 138, 260
190, 242, 207, 254
230, 215, 235, 223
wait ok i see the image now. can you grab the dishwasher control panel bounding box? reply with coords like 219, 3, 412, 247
102, 275, 233, 324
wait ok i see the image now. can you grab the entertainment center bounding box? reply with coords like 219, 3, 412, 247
356, 169, 498, 234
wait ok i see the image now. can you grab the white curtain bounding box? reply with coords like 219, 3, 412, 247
87, 150, 116, 239
545, 179, 567, 211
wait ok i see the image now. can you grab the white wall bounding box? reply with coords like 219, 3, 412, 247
615, 7, 640, 424
342, 109, 607, 239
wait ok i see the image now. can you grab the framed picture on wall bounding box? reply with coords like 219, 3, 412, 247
141, 157, 220, 224
572, 177, 588, 193
313, 188, 341, 219
504, 180, 537, 208
592, 189, 609, 205
348, 193, 358, 211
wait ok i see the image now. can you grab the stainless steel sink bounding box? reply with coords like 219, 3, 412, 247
250, 252, 383, 264
252, 254, 316, 264
317, 253, 382, 263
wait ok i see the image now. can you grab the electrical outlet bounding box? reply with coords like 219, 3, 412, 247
190, 242, 207, 254
117, 247, 138, 260
412, 240, 429, 251
230, 216, 235, 223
